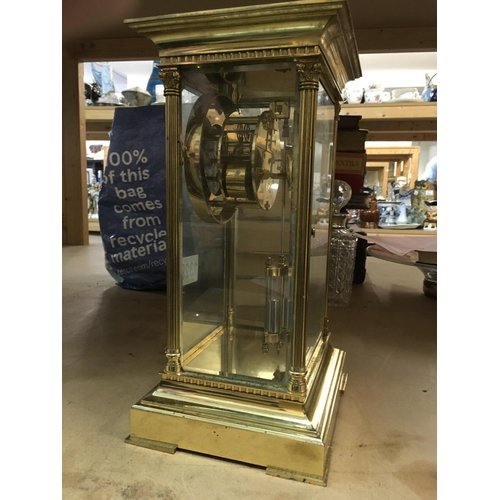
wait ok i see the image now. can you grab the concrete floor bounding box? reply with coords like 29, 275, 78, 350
62, 235, 437, 499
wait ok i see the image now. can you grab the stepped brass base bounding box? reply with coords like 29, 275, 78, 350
125, 343, 346, 486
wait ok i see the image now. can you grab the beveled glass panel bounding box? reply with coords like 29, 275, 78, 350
179, 63, 299, 388
305, 83, 335, 363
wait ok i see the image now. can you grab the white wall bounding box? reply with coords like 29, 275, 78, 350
359, 52, 437, 90
367, 140, 437, 178
83, 61, 155, 93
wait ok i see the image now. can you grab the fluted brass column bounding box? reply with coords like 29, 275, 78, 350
288, 60, 322, 395
159, 66, 182, 374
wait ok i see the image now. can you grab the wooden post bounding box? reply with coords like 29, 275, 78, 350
62, 57, 88, 245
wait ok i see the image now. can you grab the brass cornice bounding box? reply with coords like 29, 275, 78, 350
125, 0, 343, 44
124, 0, 361, 84
160, 46, 321, 67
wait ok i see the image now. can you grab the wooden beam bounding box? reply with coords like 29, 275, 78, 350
86, 131, 112, 141
366, 146, 421, 157
331, 103, 437, 141
366, 131, 437, 142
85, 107, 115, 139
88, 219, 100, 232
86, 119, 112, 140
341, 102, 437, 120
73, 37, 158, 62
85, 107, 116, 121
354, 27, 437, 54
71, 26, 437, 62
62, 58, 89, 245
361, 119, 436, 133
86, 104, 437, 143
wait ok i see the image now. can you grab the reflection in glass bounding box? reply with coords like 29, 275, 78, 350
177, 67, 336, 390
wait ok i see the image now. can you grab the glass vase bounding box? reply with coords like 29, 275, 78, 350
328, 180, 358, 307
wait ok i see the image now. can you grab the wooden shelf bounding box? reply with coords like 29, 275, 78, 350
341, 101, 436, 119
88, 218, 100, 232
85, 107, 117, 140
340, 102, 437, 142
86, 102, 437, 142
365, 146, 420, 198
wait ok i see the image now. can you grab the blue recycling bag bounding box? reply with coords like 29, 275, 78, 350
98, 106, 169, 290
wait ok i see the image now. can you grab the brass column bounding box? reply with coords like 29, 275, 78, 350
159, 66, 182, 374
288, 60, 322, 395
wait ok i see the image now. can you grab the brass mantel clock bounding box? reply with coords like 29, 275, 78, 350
124, 0, 361, 486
